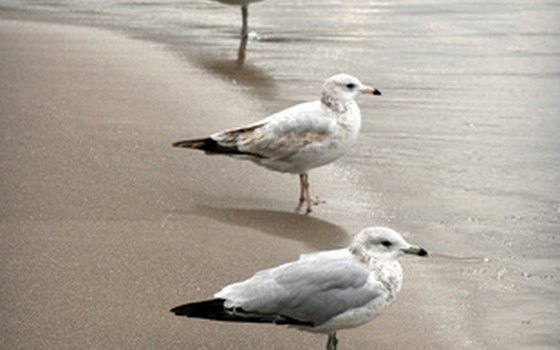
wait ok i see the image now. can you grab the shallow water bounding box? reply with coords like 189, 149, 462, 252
2, 0, 559, 348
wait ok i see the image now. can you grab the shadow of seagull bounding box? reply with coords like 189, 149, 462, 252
190, 205, 350, 250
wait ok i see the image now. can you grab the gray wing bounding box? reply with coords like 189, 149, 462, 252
211, 101, 336, 160
215, 250, 382, 326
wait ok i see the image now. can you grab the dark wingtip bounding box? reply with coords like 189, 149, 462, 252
172, 140, 191, 148
373, 89, 382, 96
170, 299, 227, 318
172, 138, 209, 149
170, 304, 190, 316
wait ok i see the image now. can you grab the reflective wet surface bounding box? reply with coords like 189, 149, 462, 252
1, 0, 559, 348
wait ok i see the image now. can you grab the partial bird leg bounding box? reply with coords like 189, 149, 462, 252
297, 173, 325, 214
298, 173, 307, 203
240, 4, 249, 38
299, 173, 313, 214
326, 332, 338, 350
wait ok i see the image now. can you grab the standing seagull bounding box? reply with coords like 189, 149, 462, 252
211, 0, 264, 37
170, 226, 428, 350
172, 73, 381, 213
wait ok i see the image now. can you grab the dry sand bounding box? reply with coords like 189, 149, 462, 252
0, 19, 448, 349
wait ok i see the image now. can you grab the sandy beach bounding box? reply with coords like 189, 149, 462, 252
1, 9, 558, 350
0, 19, 440, 349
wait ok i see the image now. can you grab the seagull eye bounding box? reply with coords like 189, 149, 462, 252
346, 83, 356, 89
381, 240, 392, 248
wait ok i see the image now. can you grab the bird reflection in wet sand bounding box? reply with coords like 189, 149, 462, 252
172, 74, 381, 214
211, 0, 264, 38
236, 34, 248, 65
170, 227, 428, 350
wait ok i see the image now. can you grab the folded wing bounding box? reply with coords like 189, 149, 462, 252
216, 250, 381, 326
206, 101, 335, 160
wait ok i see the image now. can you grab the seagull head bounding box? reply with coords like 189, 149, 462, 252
321, 73, 381, 106
349, 226, 428, 261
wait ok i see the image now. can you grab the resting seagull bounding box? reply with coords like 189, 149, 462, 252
211, 0, 264, 37
172, 73, 381, 213
170, 226, 428, 350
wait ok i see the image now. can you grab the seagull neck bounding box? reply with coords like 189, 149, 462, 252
348, 246, 395, 269
321, 94, 348, 114
349, 246, 377, 266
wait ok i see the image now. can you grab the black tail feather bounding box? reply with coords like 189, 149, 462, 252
172, 137, 220, 152
172, 138, 264, 158
170, 298, 312, 326
171, 299, 229, 319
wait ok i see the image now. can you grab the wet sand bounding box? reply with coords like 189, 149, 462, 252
1, 15, 559, 350
0, 19, 444, 350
